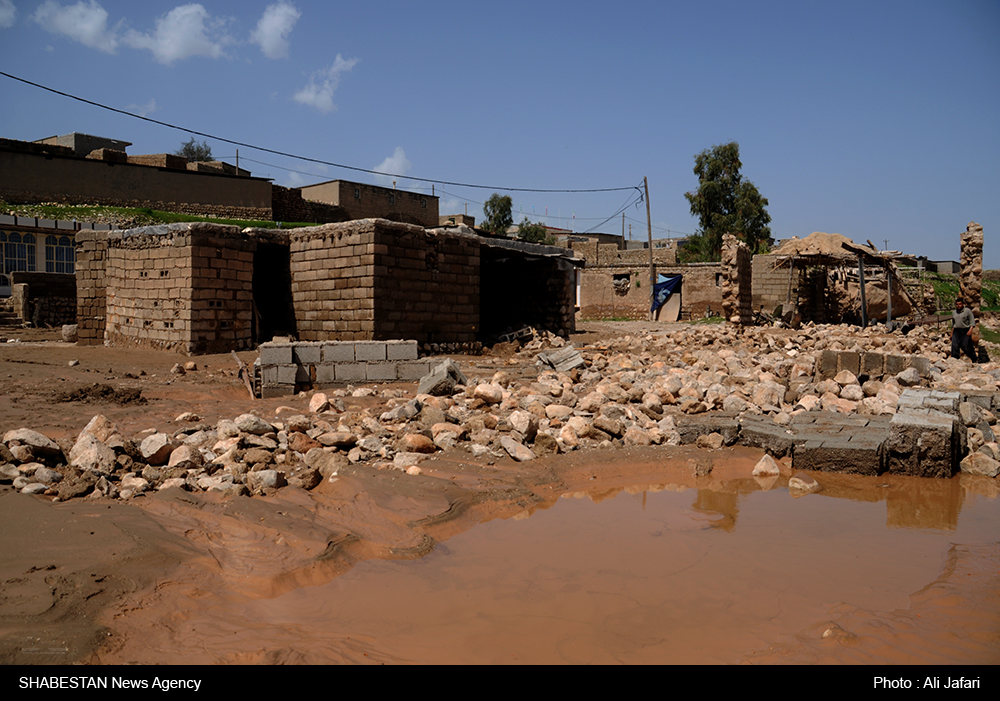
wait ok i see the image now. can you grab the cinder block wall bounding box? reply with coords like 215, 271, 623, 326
373, 226, 479, 344
752, 254, 805, 314
103, 223, 255, 353
76, 230, 108, 345
289, 221, 377, 341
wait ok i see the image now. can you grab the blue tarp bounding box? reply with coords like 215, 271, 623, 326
651, 274, 682, 313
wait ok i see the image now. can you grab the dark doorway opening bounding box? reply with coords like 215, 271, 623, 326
252, 241, 296, 344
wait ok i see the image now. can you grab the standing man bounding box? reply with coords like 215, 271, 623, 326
951, 297, 977, 361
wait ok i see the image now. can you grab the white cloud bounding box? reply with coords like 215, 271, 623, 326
373, 147, 411, 186
0, 0, 17, 28
293, 55, 358, 113
124, 3, 228, 65
125, 98, 157, 116
439, 197, 464, 216
251, 1, 299, 59
31, 0, 119, 52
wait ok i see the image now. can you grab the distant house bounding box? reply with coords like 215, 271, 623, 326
299, 180, 439, 228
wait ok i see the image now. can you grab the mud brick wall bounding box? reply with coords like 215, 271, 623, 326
300, 181, 440, 228
75, 230, 108, 345
290, 222, 377, 341
103, 223, 255, 354
752, 254, 808, 316
373, 226, 479, 344
578, 267, 655, 320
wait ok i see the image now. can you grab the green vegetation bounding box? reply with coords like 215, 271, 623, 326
691, 316, 725, 324
516, 218, 556, 245
980, 325, 1000, 345
174, 138, 213, 163
482, 194, 513, 236
681, 141, 771, 263
0, 201, 313, 230
922, 271, 1000, 312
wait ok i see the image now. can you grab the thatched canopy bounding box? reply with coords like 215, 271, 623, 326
770, 232, 884, 267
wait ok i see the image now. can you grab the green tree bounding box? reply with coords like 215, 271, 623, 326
516, 218, 555, 245
682, 141, 771, 262
174, 137, 213, 162
482, 193, 513, 236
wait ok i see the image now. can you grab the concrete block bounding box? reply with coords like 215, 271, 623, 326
860, 352, 884, 378
315, 363, 336, 384
884, 353, 906, 376
335, 363, 367, 382
354, 341, 387, 361
792, 434, 883, 476
293, 343, 322, 364
906, 355, 931, 378
886, 410, 960, 478
365, 363, 397, 382
960, 390, 995, 412
817, 350, 838, 380
260, 343, 293, 365
386, 340, 419, 361
262, 364, 298, 385
261, 384, 295, 398
675, 415, 741, 446
396, 360, 432, 381
837, 351, 860, 377
739, 417, 798, 458
323, 343, 355, 362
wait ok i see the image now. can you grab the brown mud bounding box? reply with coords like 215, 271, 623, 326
1, 325, 998, 665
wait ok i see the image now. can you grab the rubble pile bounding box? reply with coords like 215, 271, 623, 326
2, 321, 999, 501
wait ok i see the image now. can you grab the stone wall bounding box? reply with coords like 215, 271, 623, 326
103, 223, 255, 354
9, 271, 76, 327
960, 221, 983, 314
76, 231, 108, 345
752, 254, 809, 317
720, 234, 752, 324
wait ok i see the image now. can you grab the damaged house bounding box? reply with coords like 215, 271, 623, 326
76, 218, 579, 356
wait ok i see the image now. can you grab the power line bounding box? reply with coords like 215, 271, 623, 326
1, 70, 640, 196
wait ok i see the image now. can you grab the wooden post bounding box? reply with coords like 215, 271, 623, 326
645, 177, 653, 320
858, 253, 868, 328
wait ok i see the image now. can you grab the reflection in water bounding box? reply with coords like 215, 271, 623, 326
293, 471, 999, 664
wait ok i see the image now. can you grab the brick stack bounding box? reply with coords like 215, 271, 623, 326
258, 339, 429, 397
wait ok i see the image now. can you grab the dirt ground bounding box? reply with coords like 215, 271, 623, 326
1, 322, 998, 665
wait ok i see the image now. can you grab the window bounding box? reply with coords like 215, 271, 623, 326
354, 188, 360, 200
1, 232, 36, 275
389, 193, 396, 205
421, 199, 427, 209
45, 235, 75, 274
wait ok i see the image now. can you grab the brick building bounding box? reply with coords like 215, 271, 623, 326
299, 180, 439, 228
76, 219, 579, 354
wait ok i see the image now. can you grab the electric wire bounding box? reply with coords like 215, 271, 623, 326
0, 71, 640, 196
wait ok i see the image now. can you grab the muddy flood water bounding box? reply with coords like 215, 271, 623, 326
68, 450, 999, 666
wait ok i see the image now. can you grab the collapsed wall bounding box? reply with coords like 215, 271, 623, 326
960, 221, 984, 314
720, 234, 752, 324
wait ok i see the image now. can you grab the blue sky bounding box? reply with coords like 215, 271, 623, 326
1, 1, 997, 267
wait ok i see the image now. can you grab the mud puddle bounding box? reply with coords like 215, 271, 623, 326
274, 476, 1000, 664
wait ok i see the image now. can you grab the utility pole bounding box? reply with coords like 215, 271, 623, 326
645, 177, 653, 320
